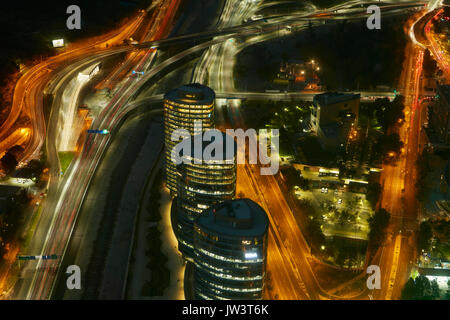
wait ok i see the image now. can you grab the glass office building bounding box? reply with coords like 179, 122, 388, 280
175, 131, 237, 260
192, 199, 269, 300
164, 83, 215, 194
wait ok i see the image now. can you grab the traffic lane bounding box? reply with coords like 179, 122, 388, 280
237, 165, 307, 299
250, 166, 322, 300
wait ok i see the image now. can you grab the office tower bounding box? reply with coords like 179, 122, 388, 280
193, 199, 269, 300
164, 83, 215, 194
175, 130, 237, 260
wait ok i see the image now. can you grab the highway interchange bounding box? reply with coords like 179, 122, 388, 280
0, 0, 447, 300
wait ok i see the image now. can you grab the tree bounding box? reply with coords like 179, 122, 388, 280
338, 210, 351, 226
368, 208, 390, 248
307, 217, 325, 249
381, 133, 403, 156
401, 277, 418, 299
0, 151, 18, 174
299, 176, 310, 190
418, 220, 433, 253
401, 275, 440, 300
281, 167, 304, 189
445, 280, 450, 300
366, 182, 382, 209
385, 95, 405, 130
431, 279, 441, 299
7, 145, 24, 158
373, 96, 405, 132
423, 49, 437, 78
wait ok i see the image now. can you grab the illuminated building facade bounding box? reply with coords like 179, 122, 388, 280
310, 92, 360, 151
193, 199, 269, 300
164, 83, 215, 194
175, 131, 237, 260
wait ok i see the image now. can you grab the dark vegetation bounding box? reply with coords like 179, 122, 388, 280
360, 95, 405, 164
0, 189, 30, 260
401, 275, 443, 300
423, 49, 438, 78
418, 219, 450, 259
296, 18, 406, 90
324, 237, 367, 268
142, 169, 171, 297
415, 148, 430, 202
366, 182, 382, 209
367, 208, 390, 249
239, 99, 311, 156
146, 170, 163, 222
235, 16, 407, 91
1, 145, 46, 180
418, 220, 434, 253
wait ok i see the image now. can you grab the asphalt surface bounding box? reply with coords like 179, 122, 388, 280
52, 108, 163, 299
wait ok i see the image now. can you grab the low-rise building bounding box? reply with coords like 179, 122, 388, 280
310, 92, 360, 151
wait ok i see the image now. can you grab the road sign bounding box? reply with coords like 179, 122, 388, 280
87, 129, 109, 135
17, 254, 58, 261
18, 256, 35, 261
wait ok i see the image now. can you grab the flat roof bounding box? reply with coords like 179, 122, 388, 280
196, 199, 269, 238
164, 83, 215, 105
419, 267, 450, 277
313, 92, 360, 106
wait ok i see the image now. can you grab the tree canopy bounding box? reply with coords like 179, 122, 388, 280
368, 208, 390, 248
401, 275, 441, 300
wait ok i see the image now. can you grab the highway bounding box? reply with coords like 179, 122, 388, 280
0, 11, 146, 164
9, 0, 181, 299
3, 0, 443, 300
424, 8, 450, 82
189, 0, 429, 301
374, 1, 443, 300
0, 10, 148, 296
1, 0, 427, 169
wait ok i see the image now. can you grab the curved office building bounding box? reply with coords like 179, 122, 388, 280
176, 130, 237, 260
192, 199, 269, 300
164, 83, 215, 194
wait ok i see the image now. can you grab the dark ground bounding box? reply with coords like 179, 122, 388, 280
235, 15, 408, 92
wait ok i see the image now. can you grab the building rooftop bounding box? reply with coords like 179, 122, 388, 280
313, 92, 360, 106
196, 199, 269, 238
164, 83, 215, 105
